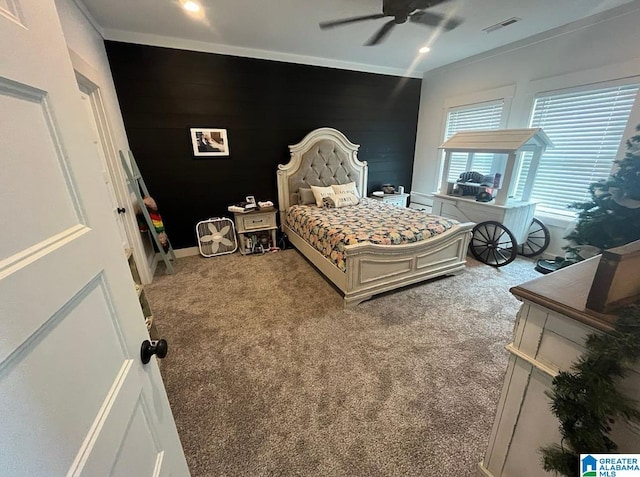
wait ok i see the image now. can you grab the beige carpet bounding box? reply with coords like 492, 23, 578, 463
146, 249, 541, 477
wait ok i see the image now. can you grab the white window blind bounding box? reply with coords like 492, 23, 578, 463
444, 101, 504, 182
515, 84, 639, 215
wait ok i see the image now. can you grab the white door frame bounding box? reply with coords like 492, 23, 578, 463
69, 48, 153, 284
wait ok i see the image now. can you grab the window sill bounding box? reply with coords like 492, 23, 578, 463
535, 211, 575, 230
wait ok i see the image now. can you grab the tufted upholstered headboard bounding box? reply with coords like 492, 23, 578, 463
277, 128, 368, 223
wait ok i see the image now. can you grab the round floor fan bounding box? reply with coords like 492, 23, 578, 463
196, 218, 238, 257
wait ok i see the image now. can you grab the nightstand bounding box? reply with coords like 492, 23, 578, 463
233, 207, 277, 255
371, 192, 409, 207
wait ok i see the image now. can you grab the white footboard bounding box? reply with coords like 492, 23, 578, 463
343, 223, 473, 306
283, 222, 474, 307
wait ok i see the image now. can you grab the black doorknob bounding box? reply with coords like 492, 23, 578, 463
117, 207, 126, 214
140, 339, 168, 364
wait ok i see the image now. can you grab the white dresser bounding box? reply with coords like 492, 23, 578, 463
479, 257, 640, 476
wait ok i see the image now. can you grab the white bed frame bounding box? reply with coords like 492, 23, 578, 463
277, 127, 474, 307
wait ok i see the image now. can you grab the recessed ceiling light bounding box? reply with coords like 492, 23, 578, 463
182, 1, 201, 13
418, 46, 431, 54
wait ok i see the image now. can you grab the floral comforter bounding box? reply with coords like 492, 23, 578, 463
286, 198, 458, 271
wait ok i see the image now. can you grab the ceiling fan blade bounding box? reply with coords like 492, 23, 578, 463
410, 10, 462, 30
364, 19, 397, 46
320, 13, 387, 30
413, 0, 454, 9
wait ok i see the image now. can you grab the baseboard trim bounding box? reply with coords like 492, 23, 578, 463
173, 246, 200, 258
149, 247, 199, 279
476, 461, 494, 477
153, 246, 200, 261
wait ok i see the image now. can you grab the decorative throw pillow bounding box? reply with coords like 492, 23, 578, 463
298, 187, 316, 205
332, 181, 359, 198
322, 192, 359, 208
310, 185, 335, 207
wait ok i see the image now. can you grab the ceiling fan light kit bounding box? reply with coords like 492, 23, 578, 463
181, 0, 200, 13
319, 0, 462, 46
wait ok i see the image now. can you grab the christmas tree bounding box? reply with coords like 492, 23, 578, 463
564, 124, 640, 252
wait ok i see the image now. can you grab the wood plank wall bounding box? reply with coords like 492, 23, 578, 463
105, 41, 421, 248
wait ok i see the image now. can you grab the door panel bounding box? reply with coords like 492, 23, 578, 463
109, 399, 164, 477
0, 79, 81, 260
0, 0, 189, 476
0, 0, 23, 25
0, 277, 129, 476
1, 227, 93, 364
68, 362, 141, 476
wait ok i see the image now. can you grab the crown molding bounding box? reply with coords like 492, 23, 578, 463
71, 0, 104, 37
100, 28, 423, 79
424, 1, 640, 77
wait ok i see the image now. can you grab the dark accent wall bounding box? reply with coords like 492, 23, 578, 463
105, 41, 421, 248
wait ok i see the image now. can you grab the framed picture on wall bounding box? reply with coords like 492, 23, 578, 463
190, 128, 229, 157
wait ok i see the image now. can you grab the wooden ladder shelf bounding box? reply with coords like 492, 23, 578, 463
120, 150, 176, 274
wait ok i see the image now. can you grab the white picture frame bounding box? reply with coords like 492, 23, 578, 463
190, 128, 229, 157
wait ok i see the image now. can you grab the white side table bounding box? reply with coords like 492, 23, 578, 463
370, 193, 409, 208
233, 207, 277, 255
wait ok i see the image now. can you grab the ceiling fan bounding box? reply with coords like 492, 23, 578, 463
319, 0, 462, 46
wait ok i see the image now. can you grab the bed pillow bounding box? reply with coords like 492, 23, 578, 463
310, 185, 335, 207
332, 181, 359, 198
322, 193, 359, 208
298, 187, 316, 205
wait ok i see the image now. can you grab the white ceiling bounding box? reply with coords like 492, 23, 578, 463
80, 0, 635, 77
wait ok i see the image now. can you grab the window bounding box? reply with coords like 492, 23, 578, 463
443, 101, 504, 182
515, 84, 639, 216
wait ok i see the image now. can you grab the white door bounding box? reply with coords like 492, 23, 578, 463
0, 1, 190, 476
79, 87, 129, 251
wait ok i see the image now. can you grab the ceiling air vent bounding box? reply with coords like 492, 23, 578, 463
483, 17, 521, 34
